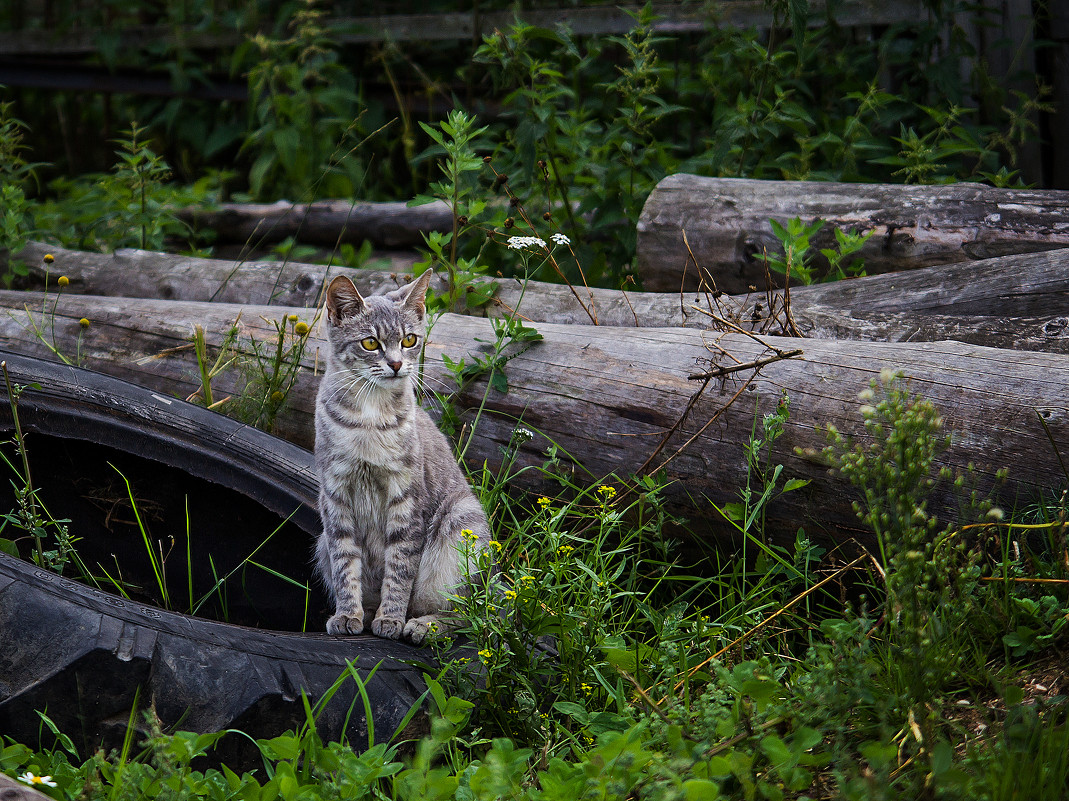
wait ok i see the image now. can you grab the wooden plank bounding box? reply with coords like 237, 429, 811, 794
960, 0, 1042, 186
636, 175, 1069, 294
330, 1, 925, 43
0, 290, 1064, 545
0, 1, 925, 56
1048, 4, 1069, 188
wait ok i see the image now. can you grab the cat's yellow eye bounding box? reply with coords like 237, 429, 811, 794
401, 333, 419, 348
360, 337, 380, 351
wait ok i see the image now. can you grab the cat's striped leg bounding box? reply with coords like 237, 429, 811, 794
317, 495, 365, 635
371, 492, 420, 640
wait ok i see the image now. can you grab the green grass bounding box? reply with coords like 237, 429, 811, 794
6, 369, 1066, 800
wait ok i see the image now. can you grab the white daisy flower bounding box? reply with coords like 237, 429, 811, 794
17, 772, 58, 788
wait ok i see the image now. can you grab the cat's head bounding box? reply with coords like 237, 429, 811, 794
324, 271, 433, 388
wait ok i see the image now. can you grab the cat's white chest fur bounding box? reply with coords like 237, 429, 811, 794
336, 416, 408, 466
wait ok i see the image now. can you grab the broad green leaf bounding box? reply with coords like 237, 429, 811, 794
683, 778, 721, 800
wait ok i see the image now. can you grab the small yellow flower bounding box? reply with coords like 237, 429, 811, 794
17, 772, 58, 788
79, 318, 90, 329
537, 496, 551, 507
581, 682, 593, 694
57, 275, 69, 287
287, 313, 299, 322
597, 484, 616, 499
460, 528, 478, 544
519, 575, 536, 586
488, 539, 502, 553
294, 321, 310, 336
43, 254, 54, 264
504, 589, 517, 601
478, 647, 493, 662
556, 544, 574, 557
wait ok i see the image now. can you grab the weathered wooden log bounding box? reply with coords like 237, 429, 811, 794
0, 774, 52, 801
13, 241, 421, 308
177, 199, 453, 249
0, 290, 1064, 545
637, 175, 1069, 294
14, 241, 1069, 353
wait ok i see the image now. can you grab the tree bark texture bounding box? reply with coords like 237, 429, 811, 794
0, 290, 1064, 545
176, 199, 454, 249
14, 241, 1069, 354
637, 175, 1069, 294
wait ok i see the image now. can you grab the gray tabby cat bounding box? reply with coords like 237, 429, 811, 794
315, 271, 489, 643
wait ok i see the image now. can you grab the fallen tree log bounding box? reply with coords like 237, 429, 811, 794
11, 240, 420, 308
177, 199, 453, 249
0, 290, 1064, 545
13, 241, 1069, 353
637, 175, 1069, 294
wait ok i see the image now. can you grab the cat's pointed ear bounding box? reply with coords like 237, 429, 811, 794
397, 270, 434, 317
325, 275, 365, 325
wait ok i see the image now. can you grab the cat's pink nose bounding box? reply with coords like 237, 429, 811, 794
387, 360, 402, 374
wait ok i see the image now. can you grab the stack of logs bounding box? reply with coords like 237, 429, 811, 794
3, 176, 1067, 546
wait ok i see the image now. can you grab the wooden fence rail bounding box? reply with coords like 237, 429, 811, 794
0, 2, 925, 55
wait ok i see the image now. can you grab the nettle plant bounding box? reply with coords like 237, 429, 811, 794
409, 109, 498, 314
243, 4, 373, 201
765, 217, 874, 284
32, 122, 214, 253
471, 6, 679, 287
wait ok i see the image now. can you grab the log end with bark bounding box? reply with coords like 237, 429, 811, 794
637, 175, 1069, 294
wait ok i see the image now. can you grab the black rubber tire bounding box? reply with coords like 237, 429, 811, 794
0, 350, 320, 534
0, 352, 434, 766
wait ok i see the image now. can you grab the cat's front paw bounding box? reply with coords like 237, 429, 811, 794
326, 611, 364, 635
402, 616, 444, 645
370, 615, 405, 640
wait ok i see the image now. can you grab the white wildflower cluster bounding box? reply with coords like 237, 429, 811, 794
550, 233, 571, 246
506, 236, 548, 250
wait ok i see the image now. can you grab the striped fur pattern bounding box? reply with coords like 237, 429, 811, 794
314, 272, 488, 643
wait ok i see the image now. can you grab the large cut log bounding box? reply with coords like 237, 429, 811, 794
13, 241, 1069, 353
0, 290, 1064, 545
637, 175, 1069, 294
177, 199, 453, 249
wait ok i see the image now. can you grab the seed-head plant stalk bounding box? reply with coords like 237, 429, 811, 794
822, 370, 999, 755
